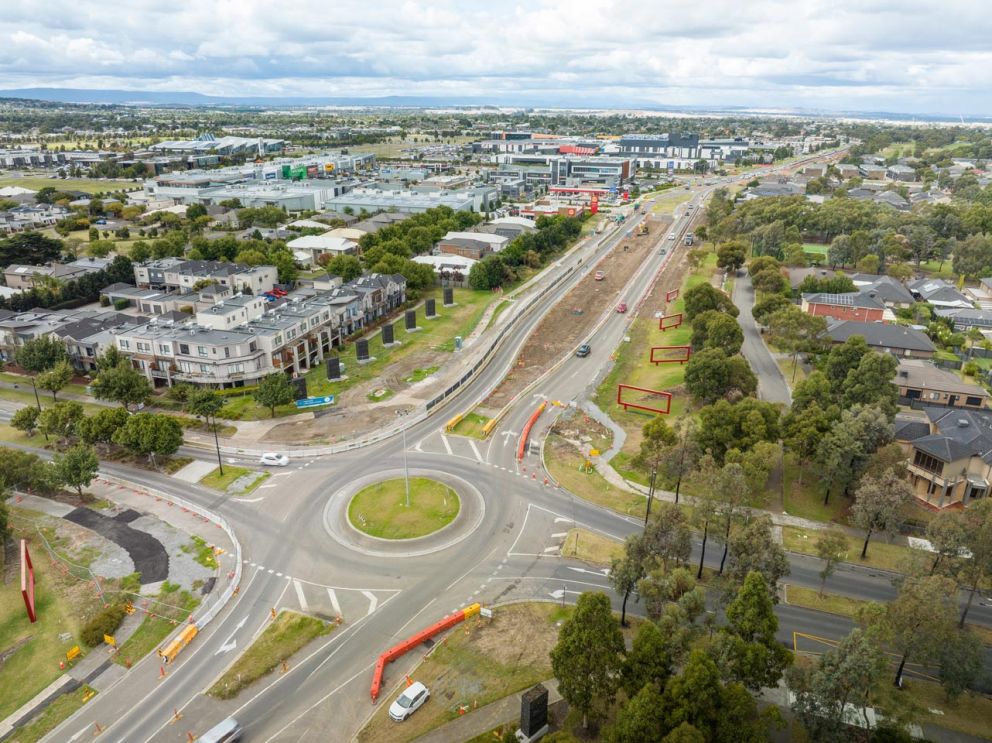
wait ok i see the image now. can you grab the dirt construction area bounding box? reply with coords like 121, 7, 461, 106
482, 215, 672, 411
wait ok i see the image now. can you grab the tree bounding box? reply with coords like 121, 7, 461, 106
638, 566, 707, 624
690, 311, 743, 355
52, 444, 99, 497
716, 241, 746, 272
610, 534, 645, 627
631, 416, 677, 476
663, 650, 723, 737
91, 362, 152, 411
725, 515, 789, 595
925, 509, 967, 576
695, 398, 780, 463
606, 683, 667, 743
751, 294, 792, 325
37, 401, 84, 443
37, 360, 73, 401
876, 574, 958, 687
823, 335, 870, 393
186, 388, 225, 475
550, 592, 624, 729
764, 307, 828, 382
842, 351, 898, 418
620, 622, 676, 699
661, 723, 705, 743
77, 407, 130, 449
714, 571, 792, 690
956, 498, 992, 626
789, 628, 887, 740
643, 502, 693, 571
782, 401, 834, 484
468, 254, 510, 290
851, 469, 913, 559
15, 335, 68, 410
684, 348, 756, 404
937, 628, 984, 700
682, 283, 738, 322
750, 267, 788, 294
112, 413, 183, 466
815, 531, 848, 596
324, 254, 363, 281
10, 406, 40, 438
816, 405, 892, 504
254, 373, 295, 417
713, 463, 750, 574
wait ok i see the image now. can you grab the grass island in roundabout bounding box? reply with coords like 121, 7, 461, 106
347, 477, 461, 539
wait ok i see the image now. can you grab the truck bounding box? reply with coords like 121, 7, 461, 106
684, 232, 694, 246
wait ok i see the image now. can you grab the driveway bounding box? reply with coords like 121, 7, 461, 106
731, 270, 792, 406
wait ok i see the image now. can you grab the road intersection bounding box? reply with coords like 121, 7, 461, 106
47, 152, 991, 743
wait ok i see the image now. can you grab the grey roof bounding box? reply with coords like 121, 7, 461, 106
826, 320, 936, 353
913, 434, 976, 462
803, 291, 885, 309
859, 277, 914, 305
909, 407, 992, 464
896, 359, 988, 398
935, 307, 992, 329
908, 278, 972, 304
894, 416, 930, 442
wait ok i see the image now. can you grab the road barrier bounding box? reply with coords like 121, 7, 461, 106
444, 413, 465, 433
370, 603, 481, 702
517, 402, 547, 461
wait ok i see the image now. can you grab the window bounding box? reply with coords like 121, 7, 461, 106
966, 396, 983, 406
249, 341, 257, 352
198, 346, 208, 357
119, 340, 130, 350
200, 364, 209, 373
179, 344, 189, 355
159, 344, 171, 354
224, 347, 230, 358
913, 450, 944, 476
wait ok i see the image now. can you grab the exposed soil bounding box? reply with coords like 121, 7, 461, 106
483, 216, 672, 410
262, 403, 411, 445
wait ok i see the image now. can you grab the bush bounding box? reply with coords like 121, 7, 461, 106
99, 295, 111, 307
113, 298, 129, 310
81, 602, 127, 647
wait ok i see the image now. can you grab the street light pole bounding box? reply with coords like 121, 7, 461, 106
211, 413, 223, 476
398, 411, 411, 508
674, 435, 687, 505
645, 468, 657, 526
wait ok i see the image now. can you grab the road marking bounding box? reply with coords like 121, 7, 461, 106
468, 439, 483, 463
234, 497, 265, 503
214, 616, 248, 656
275, 572, 283, 577
549, 588, 583, 600
441, 435, 453, 455
293, 579, 308, 612
327, 588, 341, 617
568, 566, 610, 577
267, 568, 274, 574
271, 472, 293, 477
258, 484, 278, 489
361, 590, 378, 616
543, 546, 559, 553
551, 532, 567, 538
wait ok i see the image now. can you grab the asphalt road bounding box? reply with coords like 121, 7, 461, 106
732, 268, 792, 406
44, 149, 986, 743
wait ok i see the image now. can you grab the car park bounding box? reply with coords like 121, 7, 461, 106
576, 343, 591, 357
259, 452, 290, 467
389, 682, 430, 721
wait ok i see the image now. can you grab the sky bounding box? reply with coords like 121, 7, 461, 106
1, 0, 990, 114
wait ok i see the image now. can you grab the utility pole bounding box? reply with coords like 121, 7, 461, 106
211, 412, 223, 476
645, 468, 657, 526
398, 410, 410, 507
674, 435, 687, 504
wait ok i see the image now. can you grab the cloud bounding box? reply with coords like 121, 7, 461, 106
0, 0, 989, 113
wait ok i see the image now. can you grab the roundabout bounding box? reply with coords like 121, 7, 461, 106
347, 476, 460, 539
324, 467, 487, 557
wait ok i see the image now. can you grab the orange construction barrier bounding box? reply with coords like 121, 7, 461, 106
517, 402, 547, 461
370, 604, 480, 702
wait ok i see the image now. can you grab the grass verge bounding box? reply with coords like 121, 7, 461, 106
784, 584, 866, 619
560, 528, 623, 565
782, 526, 918, 574
7, 685, 97, 743
348, 477, 460, 539
208, 611, 333, 699
450, 412, 492, 439
113, 584, 199, 667
199, 465, 251, 492
181, 535, 219, 570
902, 678, 992, 740
545, 435, 646, 519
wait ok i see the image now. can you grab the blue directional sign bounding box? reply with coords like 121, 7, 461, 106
295, 395, 334, 409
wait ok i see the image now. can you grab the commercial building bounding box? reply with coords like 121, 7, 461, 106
149, 133, 286, 156
320, 185, 498, 215
133, 258, 278, 296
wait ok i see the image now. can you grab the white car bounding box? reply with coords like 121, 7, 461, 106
668, 233, 676, 240
259, 452, 290, 467
389, 681, 430, 721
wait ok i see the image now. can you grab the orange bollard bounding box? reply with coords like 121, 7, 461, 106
543, 477, 548, 485
531, 472, 536, 480
159, 666, 167, 679
281, 660, 289, 674
93, 721, 104, 735
60, 660, 65, 670
172, 708, 183, 724
270, 608, 277, 620
187, 733, 195, 743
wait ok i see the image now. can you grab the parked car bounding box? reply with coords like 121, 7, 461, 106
389, 682, 430, 722
262, 294, 277, 302
616, 302, 627, 313
594, 271, 605, 281
576, 344, 591, 357
271, 288, 288, 297
198, 717, 242, 743
259, 452, 290, 467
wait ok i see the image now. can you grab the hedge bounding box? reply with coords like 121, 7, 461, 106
81, 603, 127, 647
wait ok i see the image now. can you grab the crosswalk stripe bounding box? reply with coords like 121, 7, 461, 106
441, 435, 453, 455
327, 588, 341, 617
293, 579, 308, 612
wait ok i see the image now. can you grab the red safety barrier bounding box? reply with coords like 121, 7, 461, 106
658, 313, 683, 331
616, 384, 673, 415
370, 604, 481, 702
516, 401, 547, 461
665, 288, 680, 303
650, 345, 692, 365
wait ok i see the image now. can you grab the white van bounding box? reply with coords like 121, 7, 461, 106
198, 717, 242, 743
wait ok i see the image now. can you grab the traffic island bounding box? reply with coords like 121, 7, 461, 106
347, 477, 460, 540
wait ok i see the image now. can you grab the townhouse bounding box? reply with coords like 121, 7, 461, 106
133, 258, 278, 295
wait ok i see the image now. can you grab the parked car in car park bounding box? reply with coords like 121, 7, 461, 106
259, 452, 290, 467
389, 682, 430, 721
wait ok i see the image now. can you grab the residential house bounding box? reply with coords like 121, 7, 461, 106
886, 164, 918, 182
801, 291, 889, 323
934, 307, 992, 331
53, 312, 147, 373
849, 274, 915, 308
963, 277, 992, 310
900, 407, 992, 508
908, 278, 974, 310
286, 234, 358, 266
895, 359, 988, 409
133, 259, 278, 296
412, 255, 476, 287
4, 258, 112, 291
825, 319, 936, 359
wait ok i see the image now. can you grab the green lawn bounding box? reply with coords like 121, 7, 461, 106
802, 242, 829, 256
545, 435, 646, 519
450, 412, 492, 439
0, 177, 141, 195
217, 287, 496, 420
348, 477, 460, 539
784, 584, 866, 619
199, 465, 251, 491
208, 611, 332, 699
7, 685, 97, 743
781, 453, 850, 523
782, 526, 918, 573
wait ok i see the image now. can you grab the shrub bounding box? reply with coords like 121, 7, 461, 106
113, 298, 129, 310
81, 602, 127, 647
99, 295, 111, 307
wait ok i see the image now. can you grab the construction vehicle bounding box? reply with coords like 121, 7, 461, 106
637, 223, 649, 236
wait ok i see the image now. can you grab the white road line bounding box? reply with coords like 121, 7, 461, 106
267, 568, 274, 574
543, 546, 559, 553
327, 588, 341, 617
441, 435, 453, 455
258, 484, 278, 489
271, 472, 293, 477
468, 439, 483, 463
361, 590, 378, 616
551, 532, 568, 538
293, 579, 308, 612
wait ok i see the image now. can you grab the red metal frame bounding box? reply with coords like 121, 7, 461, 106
21, 540, 36, 623
616, 384, 673, 414
650, 346, 692, 365
665, 288, 680, 303
659, 313, 684, 331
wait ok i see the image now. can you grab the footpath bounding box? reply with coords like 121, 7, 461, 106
0, 474, 239, 742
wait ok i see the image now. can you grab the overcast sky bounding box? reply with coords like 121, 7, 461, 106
1, 0, 990, 114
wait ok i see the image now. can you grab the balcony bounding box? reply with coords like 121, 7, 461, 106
907, 462, 956, 487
